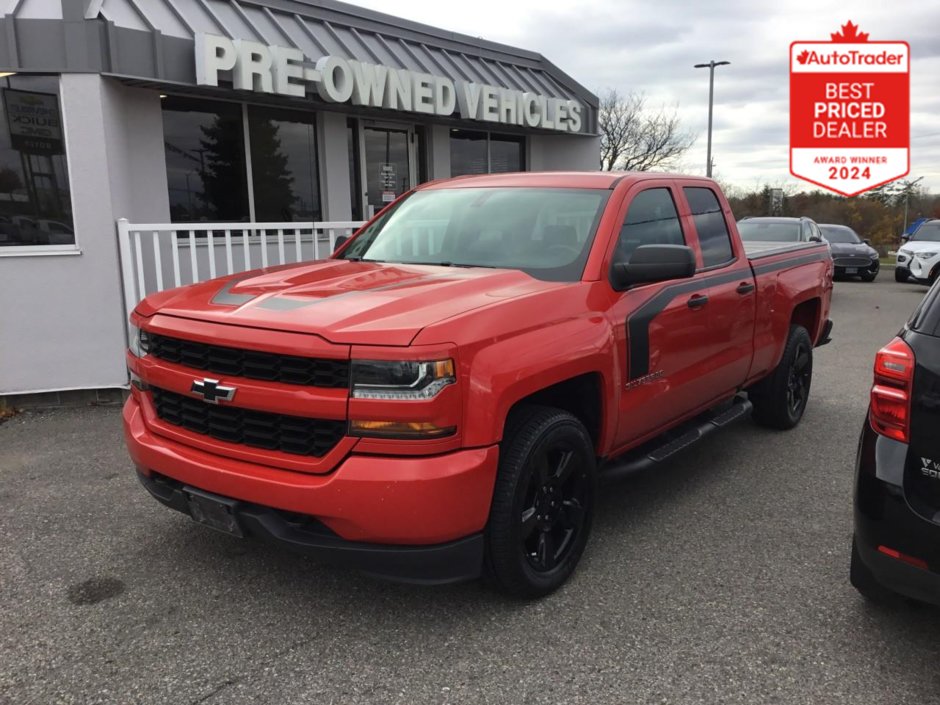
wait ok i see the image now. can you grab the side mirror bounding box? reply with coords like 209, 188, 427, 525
333, 235, 349, 253
864, 238, 872, 245
611, 244, 696, 291
810, 235, 823, 243
901, 234, 910, 243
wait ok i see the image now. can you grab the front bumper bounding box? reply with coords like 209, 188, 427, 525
854, 422, 940, 605
137, 471, 484, 584
124, 397, 499, 580
834, 259, 879, 276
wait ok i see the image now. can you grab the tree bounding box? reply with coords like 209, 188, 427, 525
598, 89, 695, 172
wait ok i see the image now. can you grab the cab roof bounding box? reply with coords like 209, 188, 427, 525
417, 171, 718, 190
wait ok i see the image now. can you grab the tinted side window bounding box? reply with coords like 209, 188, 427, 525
684, 187, 734, 267
614, 188, 684, 263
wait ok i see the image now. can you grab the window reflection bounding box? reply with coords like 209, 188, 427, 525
162, 97, 248, 222
248, 106, 321, 222
0, 75, 73, 247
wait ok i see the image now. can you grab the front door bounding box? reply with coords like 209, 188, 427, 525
607, 183, 715, 450
361, 125, 413, 218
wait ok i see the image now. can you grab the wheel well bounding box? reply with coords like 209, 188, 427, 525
506, 373, 603, 450
790, 298, 820, 339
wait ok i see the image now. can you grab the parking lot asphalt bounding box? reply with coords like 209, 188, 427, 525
2, 274, 940, 705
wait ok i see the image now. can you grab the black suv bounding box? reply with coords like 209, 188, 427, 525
852, 280, 940, 604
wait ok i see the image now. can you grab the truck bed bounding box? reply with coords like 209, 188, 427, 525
743, 241, 827, 260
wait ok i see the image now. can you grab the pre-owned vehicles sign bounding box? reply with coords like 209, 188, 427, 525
790, 21, 909, 197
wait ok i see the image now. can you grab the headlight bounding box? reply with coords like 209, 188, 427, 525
128, 322, 151, 357
914, 251, 940, 260
350, 359, 455, 400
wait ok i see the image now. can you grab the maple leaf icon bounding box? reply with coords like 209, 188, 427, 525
831, 20, 870, 42
796, 49, 810, 64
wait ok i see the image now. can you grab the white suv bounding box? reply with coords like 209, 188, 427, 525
896, 219, 940, 284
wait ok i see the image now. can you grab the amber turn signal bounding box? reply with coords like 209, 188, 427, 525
349, 419, 456, 439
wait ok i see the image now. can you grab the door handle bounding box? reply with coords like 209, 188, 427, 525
736, 282, 756, 295
687, 294, 709, 309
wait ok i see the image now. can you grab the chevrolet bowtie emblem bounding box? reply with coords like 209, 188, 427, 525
190, 378, 236, 404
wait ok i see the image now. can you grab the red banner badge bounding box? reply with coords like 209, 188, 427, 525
790, 21, 909, 197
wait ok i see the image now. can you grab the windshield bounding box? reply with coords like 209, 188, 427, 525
338, 187, 610, 282
818, 225, 860, 244
911, 222, 940, 243
736, 220, 801, 242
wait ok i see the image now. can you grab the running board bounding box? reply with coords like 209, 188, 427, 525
599, 396, 753, 483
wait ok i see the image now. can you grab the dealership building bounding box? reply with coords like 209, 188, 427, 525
0, 0, 599, 401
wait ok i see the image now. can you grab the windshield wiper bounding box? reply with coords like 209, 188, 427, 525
396, 261, 499, 269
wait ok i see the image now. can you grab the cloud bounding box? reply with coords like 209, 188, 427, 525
345, 0, 940, 193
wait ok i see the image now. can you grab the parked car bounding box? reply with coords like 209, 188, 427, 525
895, 219, 940, 284
737, 216, 826, 244
818, 224, 880, 281
124, 172, 833, 597
852, 279, 940, 605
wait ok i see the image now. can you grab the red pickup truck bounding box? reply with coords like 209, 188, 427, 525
124, 172, 833, 597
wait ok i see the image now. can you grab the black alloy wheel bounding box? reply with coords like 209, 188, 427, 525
520, 443, 589, 573
750, 324, 814, 430
786, 339, 812, 418
485, 406, 596, 598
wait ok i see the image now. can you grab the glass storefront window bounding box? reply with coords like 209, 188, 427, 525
247, 106, 321, 222
489, 134, 525, 173
162, 97, 249, 222
450, 129, 525, 177
450, 129, 487, 176
0, 75, 74, 247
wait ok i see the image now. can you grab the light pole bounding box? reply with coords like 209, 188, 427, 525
902, 176, 924, 235
694, 60, 730, 178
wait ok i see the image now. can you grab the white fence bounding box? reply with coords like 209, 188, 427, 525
116, 218, 365, 319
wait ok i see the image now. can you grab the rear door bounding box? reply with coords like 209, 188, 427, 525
678, 184, 756, 399
606, 182, 716, 449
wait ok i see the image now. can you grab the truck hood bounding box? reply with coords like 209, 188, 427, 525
136, 260, 564, 346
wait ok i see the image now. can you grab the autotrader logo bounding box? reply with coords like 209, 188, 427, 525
795, 49, 905, 67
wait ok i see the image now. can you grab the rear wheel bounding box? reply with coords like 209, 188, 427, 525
750, 325, 813, 430
850, 536, 895, 603
484, 406, 596, 598
895, 268, 909, 283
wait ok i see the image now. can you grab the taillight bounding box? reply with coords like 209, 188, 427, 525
869, 337, 914, 442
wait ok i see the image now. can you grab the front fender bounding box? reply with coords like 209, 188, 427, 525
460, 316, 615, 449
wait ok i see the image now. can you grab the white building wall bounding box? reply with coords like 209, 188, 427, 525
0, 75, 169, 394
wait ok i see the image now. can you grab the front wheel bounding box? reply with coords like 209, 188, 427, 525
861, 270, 878, 282
484, 406, 596, 598
895, 268, 909, 283
750, 324, 813, 430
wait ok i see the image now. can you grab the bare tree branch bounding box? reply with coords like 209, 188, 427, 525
597, 89, 696, 172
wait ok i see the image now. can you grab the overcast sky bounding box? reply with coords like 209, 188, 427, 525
346, 0, 940, 194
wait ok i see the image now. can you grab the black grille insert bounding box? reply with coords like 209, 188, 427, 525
147, 333, 349, 388
151, 387, 345, 457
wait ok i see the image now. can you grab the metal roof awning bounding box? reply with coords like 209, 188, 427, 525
0, 0, 597, 133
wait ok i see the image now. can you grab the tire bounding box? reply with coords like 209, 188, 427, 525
895, 268, 909, 283
861, 269, 878, 282
484, 405, 596, 598
850, 536, 895, 603
750, 324, 813, 430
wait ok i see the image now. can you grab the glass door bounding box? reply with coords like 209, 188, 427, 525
361, 125, 413, 218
